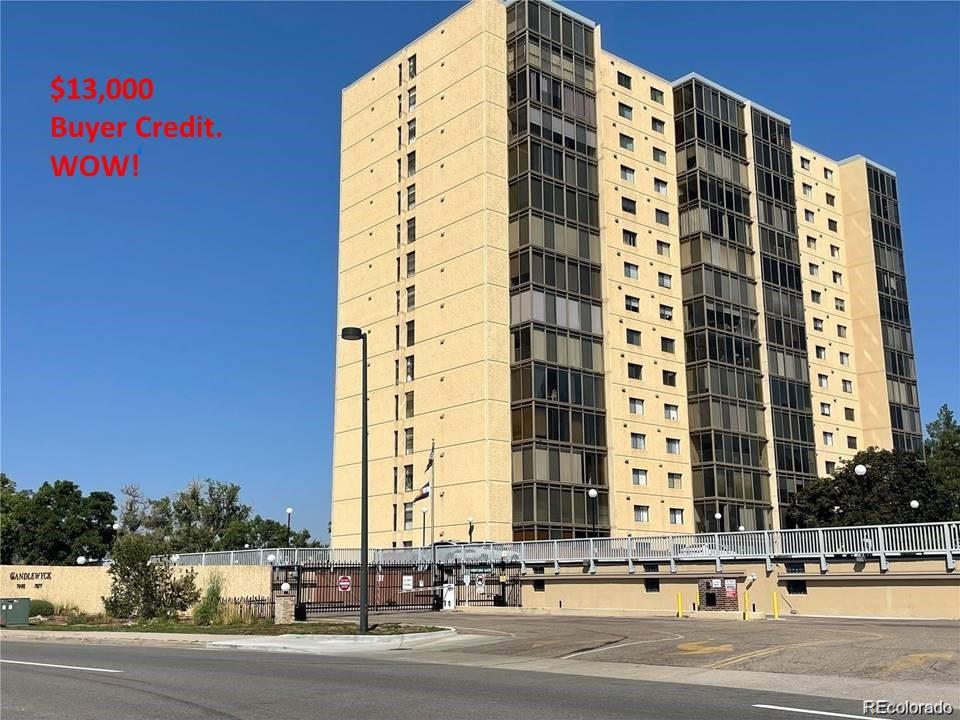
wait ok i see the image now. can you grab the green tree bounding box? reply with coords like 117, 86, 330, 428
102, 534, 199, 620
219, 514, 315, 549
0, 477, 116, 565
926, 404, 960, 519
785, 448, 958, 528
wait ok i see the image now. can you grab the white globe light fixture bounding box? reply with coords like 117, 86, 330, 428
738, 525, 746, 532
112, 522, 120, 531
244, 544, 250, 549
854, 464, 867, 477
280, 582, 291, 593
267, 554, 276, 564
285, 507, 293, 516
587, 488, 598, 499
171, 554, 180, 563
909, 499, 920, 510
714, 512, 722, 520
76, 556, 87, 566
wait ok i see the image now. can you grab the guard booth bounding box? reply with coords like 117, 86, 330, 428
0, 598, 31, 626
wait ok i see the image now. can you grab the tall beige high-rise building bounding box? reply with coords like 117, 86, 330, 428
332, 0, 921, 547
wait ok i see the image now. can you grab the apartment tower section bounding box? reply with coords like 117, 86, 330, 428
332, 0, 513, 548
332, 0, 922, 545
506, 0, 610, 540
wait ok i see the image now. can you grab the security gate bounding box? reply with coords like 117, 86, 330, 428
273, 564, 437, 616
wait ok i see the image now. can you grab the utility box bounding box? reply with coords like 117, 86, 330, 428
0, 598, 31, 627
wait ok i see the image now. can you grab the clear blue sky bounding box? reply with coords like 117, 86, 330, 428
2, 2, 958, 540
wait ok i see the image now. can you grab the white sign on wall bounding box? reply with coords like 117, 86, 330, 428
402, 575, 414, 591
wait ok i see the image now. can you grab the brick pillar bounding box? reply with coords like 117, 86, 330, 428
276, 595, 295, 624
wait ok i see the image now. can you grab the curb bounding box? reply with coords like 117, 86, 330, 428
208, 628, 458, 654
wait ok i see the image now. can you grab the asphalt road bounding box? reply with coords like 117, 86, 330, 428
1, 640, 892, 720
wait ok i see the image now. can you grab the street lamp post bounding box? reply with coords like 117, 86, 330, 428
341, 326, 370, 634
285, 507, 293, 547
421, 507, 428, 546
714, 511, 723, 532
587, 488, 599, 537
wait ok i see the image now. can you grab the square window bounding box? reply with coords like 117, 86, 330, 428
655, 209, 670, 226
656, 240, 671, 256
631, 433, 646, 450
617, 71, 632, 89
662, 370, 677, 386
652, 147, 667, 164
840, 352, 850, 366
629, 397, 645, 415
815, 346, 826, 359
811, 290, 821, 304
809, 263, 819, 277
625, 295, 640, 312
800, 157, 811, 170
820, 402, 831, 416
664, 404, 679, 420
828, 219, 838, 232
806, 236, 817, 249
632, 468, 647, 485
660, 336, 675, 353
837, 325, 847, 338
654, 178, 668, 195
634, 505, 649, 523
619, 133, 634, 151
847, 435, 858, 449
669, 508, 684, 525
818, 374, 828, 388
667, 472, 682, 489
624, 262, 639, 279
618, 102, 633, 120
628, 362, 643, 380
835, 298, 846, 311
844, 407, 855, 421
626, 329, 642, 346
644, 578, 661, 593
824, 168, 834, 181
666, 438, 680, 454
842, 379, 853, 393
830, 244, 840, 258
650, 87, 664, 104
658, 272, 672, 288
651, 117, 665, 133
826, 193, 836, 207
659, 304, 674, 321
805, 209, 815, 222
833, 271, 843, 285
622, 197, 637, 214
823, 431, 834, 446
825, 461, 836, 475
813, 318, 824, 331
623, 229, 637, 246
620, 165, 635, 183
802, 183, 813, 197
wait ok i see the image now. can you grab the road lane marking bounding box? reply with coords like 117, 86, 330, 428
562, 631, 684, 659
709, 629, 884, 670
677, 639, 733, 655
752, 704, 871, 719
1, 659, 123, 674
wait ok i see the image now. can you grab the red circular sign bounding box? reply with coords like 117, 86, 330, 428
337, 575, 352, 592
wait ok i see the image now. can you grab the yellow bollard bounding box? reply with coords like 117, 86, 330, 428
743, 590, 750, 621
773, 591, 780, 620
676, 592, 682, 618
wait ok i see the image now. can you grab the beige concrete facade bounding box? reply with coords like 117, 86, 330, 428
333, 0, 513, 548
0, 565, 272, 616
521, 557, 960, 620
332, 0, 918, 543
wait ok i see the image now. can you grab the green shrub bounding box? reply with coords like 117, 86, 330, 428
193, 573, 223, 626
102, 534, 200, 620
29, 599, 54, 617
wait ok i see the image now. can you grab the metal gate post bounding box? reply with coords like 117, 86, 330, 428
520, 544, 527, 575
553, 540, 560, 574
669, 535, 677, 574
588, 539, 597, 574
764, 531, 773, 573
817, 528, 828, 572
944, 523, 956, 571
713, 532, 722, 572
627, 535, 635, 574
876, 528, 889, 571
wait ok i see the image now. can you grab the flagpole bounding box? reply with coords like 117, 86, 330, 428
430, 440, 436, 587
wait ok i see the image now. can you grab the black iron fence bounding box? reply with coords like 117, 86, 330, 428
441, 562, 522, 607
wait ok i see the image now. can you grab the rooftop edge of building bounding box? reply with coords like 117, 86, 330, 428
838, 154, 898, 177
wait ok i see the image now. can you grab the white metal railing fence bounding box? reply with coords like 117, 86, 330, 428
161, 521, 959, 569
